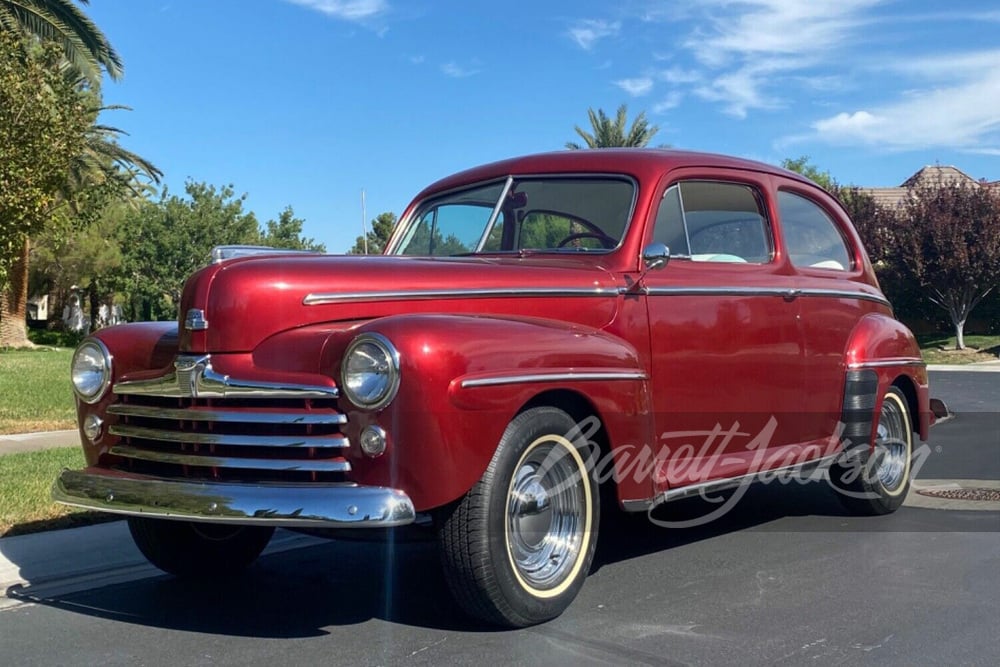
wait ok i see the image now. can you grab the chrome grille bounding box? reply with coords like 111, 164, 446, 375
106, 394, 350, 483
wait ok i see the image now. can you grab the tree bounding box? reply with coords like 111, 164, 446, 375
348, 212, 397, 254
566, 104, 659, 149
781, 156, 835, 191
1, 0, 151, 347
0, 0, 122, 84
261, 207, 325, 252
116, 182, 261, 321
0, 31, 89, 346
896, 183, 1000, 349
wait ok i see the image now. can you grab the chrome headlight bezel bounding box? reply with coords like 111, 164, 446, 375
71, 339, 112, 404
340, 333, 400, 410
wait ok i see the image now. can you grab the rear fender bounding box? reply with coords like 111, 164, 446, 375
844, 313, 930, 440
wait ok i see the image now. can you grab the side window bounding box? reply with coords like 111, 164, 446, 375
778, 191, 852, 271
653, 181, 772, 263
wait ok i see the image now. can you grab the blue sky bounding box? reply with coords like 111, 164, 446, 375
87, 0, 1000, 253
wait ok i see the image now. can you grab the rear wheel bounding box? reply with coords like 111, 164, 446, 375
128, 517, 274, 577
438, 406, 600, 627
831, 386, 913, 515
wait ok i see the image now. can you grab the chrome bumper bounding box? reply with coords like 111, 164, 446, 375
53, 468, 415, 528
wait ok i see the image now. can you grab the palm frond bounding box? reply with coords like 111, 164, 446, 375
0, 0, 122, 83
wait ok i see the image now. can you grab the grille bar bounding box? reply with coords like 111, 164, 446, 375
109, 424, 349, 449
109, 445, 352, 473
108, 404, 346, 425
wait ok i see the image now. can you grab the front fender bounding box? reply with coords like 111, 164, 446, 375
341, 314, 651, 511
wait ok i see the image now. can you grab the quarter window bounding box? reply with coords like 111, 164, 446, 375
778, 191, 853, 271
653, 181, 772, 263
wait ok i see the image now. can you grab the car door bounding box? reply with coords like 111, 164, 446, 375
773, 183, 883, 448
643, 170, 808, 490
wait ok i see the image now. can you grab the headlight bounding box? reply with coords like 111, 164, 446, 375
341, 333, 400, 410
71, 339, 112, 404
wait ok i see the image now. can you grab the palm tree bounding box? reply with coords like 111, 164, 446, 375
0, 0, 122, 83
566, 104, 660, 149
0, 3, 150, 347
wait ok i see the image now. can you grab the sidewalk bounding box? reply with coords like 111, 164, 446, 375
0, 429, 78, 455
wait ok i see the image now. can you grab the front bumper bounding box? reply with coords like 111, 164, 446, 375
53, 467, 416, 528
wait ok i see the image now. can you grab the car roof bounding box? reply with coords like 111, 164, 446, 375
414, 149, 818, 200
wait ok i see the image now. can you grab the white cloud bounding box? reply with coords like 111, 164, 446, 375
653, 0, 879, 115
810, 65, 1000, 151
653, 92, 684, 114
441, 62, 480, 78
286, 0, 387, 21
409, 55, 425, 65
615, 77, 654, 97
567, 19, 621, 50
659, 66, 700, 85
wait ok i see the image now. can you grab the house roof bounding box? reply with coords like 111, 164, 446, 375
863, 164, 996, 208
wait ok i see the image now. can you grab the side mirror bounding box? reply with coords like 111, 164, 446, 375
642, 243, 670, 271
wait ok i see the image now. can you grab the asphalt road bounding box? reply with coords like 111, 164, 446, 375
1, 371, 997, 666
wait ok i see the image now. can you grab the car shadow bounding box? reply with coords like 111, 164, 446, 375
8, 480, 882, 637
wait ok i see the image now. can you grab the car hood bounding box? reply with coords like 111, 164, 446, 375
178, 254, 623, 353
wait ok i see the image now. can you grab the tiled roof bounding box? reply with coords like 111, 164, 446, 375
862, 165, 993, 208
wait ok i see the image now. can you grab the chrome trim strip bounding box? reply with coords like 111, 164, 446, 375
304, 286, 621, 306
645, 286, 891, 306
621, 454, 840, 512
107, 404, 346, 425
461, 370, 648, 388
848, 358, 926, 369
53, 469, 415, 527
114, 355, 338, 399
109, 445, 351, 472
109, 424, 349, 449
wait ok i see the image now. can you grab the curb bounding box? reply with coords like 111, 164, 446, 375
927, 362, 1000, 372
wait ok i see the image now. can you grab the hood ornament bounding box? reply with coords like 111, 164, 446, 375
185, 308, 208, 331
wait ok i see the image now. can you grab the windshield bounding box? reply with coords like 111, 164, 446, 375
389, 176, 635, 256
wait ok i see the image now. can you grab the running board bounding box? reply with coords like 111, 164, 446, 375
620, 454, 840, 513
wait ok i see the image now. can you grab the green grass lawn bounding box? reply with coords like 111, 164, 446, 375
0, 446, 114, 537
917, 333, 1000, 365
0, 347, 76, 434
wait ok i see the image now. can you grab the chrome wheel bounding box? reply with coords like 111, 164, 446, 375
505, 437, 589, 593
874, 392, 910, 493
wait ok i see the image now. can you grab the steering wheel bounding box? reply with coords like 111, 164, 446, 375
555, 231, 616, 249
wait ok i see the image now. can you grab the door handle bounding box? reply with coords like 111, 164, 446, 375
783, 289, 801, 301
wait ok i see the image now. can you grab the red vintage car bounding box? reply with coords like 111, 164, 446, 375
55, 149, 932, 627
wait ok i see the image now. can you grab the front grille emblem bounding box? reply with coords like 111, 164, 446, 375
174, 355, 209, 397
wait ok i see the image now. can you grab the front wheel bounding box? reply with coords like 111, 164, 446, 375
128, 517, 274, 577
438, 406, 600, 627
830, 386, 913, 515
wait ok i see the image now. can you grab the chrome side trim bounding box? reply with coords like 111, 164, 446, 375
645, 286, 891, 307
847, 358, 926, 369
53, 469, 415, 527
620, 454, 840, 512
109, 445, 352, 473
114, 355, 338, 399
107, 404, 346, 425
461, 370, 647, 389
304, 286, 621, 306
109, 424, 349, 449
